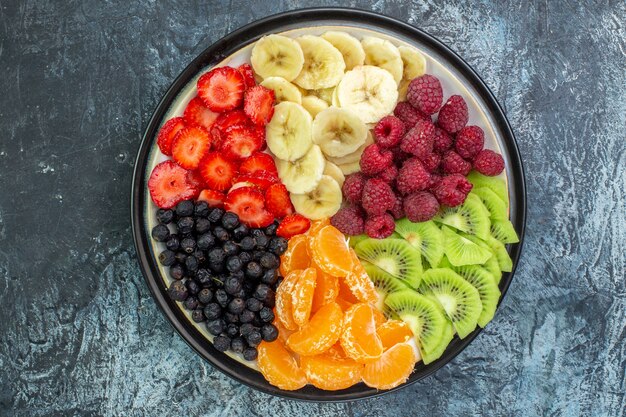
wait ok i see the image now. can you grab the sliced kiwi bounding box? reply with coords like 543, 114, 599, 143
462, 234, 503, 282
490, 219, 520, 244
348, 234, 369, 248
355, 238, 422, 288
450, 264, 501, 327
420, 294, 456, 364
473, 187, 508, 220
362, 260, 408, 310
418, 268, 482, 339
485, 236, 513, 272
433, 194, 491, 240
467, 170, 508, 203
384, 290, 447, 354
395, 219, 445, 267
442, 226, 493, 266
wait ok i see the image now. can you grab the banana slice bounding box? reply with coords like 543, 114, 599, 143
266, 102, 313, 161
327, 130, 374, 165
301, 95, 329, 118
331, 86, 341, 107
251, 35, 304, 81
276, 145, 325, 194
312, 107, 368, 158
336, 65, 398, 124
260, 77, 302, 104
308, 87, 334, 104
293, 36, 346, 90
321, 31, 365, 70
398, 79, 410, 101
337, 161, 361, 175
361, 37, 403, 84
398, 45, 427, 81
290, 175, 342, 220
323, 160, 346, 188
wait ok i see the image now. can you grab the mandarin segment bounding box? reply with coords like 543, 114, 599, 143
342, 249, 379, 304
377, 320, 414, 350
292, 267, 317, 327
257, 340, 308, 391
340, 303, 384, 363
279, 234, 310, 276
361, 342, 417, 390
275, 269, 302, 330
307, 218, 330, 236
311, 268, 339, 313
287, 302, 344, 356
372, 308, 387, 328
301, 352, 364, 390
274, 310, 296, 344
310, 225, 354, 277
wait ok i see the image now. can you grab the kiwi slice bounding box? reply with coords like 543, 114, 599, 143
418, 268, 482, 339
355, 238, 423, 288
395, 219, 445, 267
490, 219, 520, 244
467, 171, 508, 203
384, 290, 447, 354
442, 226, 493, 266
433, 194, 491, 240
420, 294, 456, 364
362, 260, 409, 310
485, 236, 513, 272
450, 264, 501, 327
348, 234, 369, 248
462, 234, 503, 282
473, 187, 508, 220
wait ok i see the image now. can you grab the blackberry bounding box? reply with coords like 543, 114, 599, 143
228, 298, 246, 314
264, 222, 278, 236
195, 218, 211, 234
176, 200, 194, 217
259, 307, 274, 323
221, 212, 239, 230
194, 201, 210, 217
180, 237, 196, 254
259, 253, 279, 269
245, 330, 262, 347
246, 298, 263, 312
158, 250, 176, 266
191, 308, 205, 323
197, 288, 213, 304
238, 251, 252, 265
239, 309, 255, 323
213, 226, 230, 242
239, 236, 255, 251
261, 269, 278, 285
177, 217, 194, 234
231, 337, 246, 354
261, 324, 279, 342
213, 335, 230, 352
226, 256, 243, 273
168, 281, 188, 301
151, 224, 170, 242
232, 224, 249, 241
268, 237, 288, 255
203, 303, 222, 320
243, 347, 258, 361
156, 208, 175, 224
208, 208, 225, 223
185, 279, 200, 295
169, 264, 185, 280
246, 262, 263, 279
165, 236, 180, 251
183, 296, 199, 310
185, 255, 199, 273
214, 289, 229, 308
224, 312, 239, 324
225, 323, 239, 338
196, 233, 216, 250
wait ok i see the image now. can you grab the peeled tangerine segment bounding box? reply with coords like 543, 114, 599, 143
340, 303, 384, 363
442, 225, 493, 266
394, 218, 444, 268
275, 269, 303, 330
310, 225, 354, 277
287, 302, 343, 356
300, 352, 363, 391
257, 339, 307, 391
342, 249, 378, 304
361, 342, 417, 390
310, 268, 339, 313
376, 319, 414, 351
354, 238, 422, 289
279, 234, 311, 276
291, 267, 317, 327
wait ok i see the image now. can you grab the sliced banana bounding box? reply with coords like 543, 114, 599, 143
398, 79, 410, 101
293, 36, 346, 90
321, 31, 365, 70
309, 87, 335, 104
251, 34, 304, 81
260, 77, 302, 104
276, 145, 325, 194
331, 86, 341, 107
327, 130, 374, 165
398, 45, 427, 81
290, 175, 342, 220
361, 37, 404, 84
301, 95, 329, 118
337, 161, 361, 175
323, 160, 345, 188
266, 102, 313, 161
312, 107, 367, 158
336, 65, 398, 124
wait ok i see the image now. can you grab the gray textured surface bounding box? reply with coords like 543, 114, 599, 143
0, 1, 624, 416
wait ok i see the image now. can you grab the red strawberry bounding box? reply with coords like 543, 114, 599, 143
210, 109, 250, 149
171, 126, 211, 170
239, 152, 277, 175
157, 117, 186, 156
148, 161, 198, 209
276, 214, 311, 238
197, 66, 245, 112
237, 63, 256, 90
224, 186, 274, 228
221, 124, 264, 160
186, 169, 206, 192
198, 189, 225, 208
198, 152, 239, 191
244, 85, 275, 125
265, 183, 293, 218
183, 97, 219, 130
235, 170, 278, 191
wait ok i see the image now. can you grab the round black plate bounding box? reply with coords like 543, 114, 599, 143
131, 7, 526, 402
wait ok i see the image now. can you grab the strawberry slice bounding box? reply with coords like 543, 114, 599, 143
148, 161, 198, 209
171, 126, 211, 170
237, 63, 256, 90
197, 66, 245, 112
239, 152, 277, 175
186, 169, 206, 192
244, 85, 275, 125
221, 124, 264, 160
183, 97, 219, 130
224, 186, 274, 228
210, 109, 250, 149
198, 152, 239, 191
276, 214, 311, 238
265, 183, 293, 218
157, 117, 186, 156
198, 189, 225, 208
235, 170, 278, 191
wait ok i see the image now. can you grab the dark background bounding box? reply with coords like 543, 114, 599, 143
0, 1, 624, 416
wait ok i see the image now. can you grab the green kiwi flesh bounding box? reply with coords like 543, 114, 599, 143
361, 260, 408, 310
473, 187, 509, 220
348, 234, 369, 248
442, 225, 493, 266
462, 234, 503, 282
485, 236, 513, 272
433, 193, 491, 240
490, 219, 520, 243
355, 238, 422, 288
420, 294, 456, 364
394, 218, 445, 267
467, 171, 508, 203
450, 264, 501, 327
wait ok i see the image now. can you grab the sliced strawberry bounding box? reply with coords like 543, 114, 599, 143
183, 96, 219, 130
276, 214, 311, 238
198, 189, 225, 208
213, 109, 250, 132
239, 152, 277, 175
198, 152, 239, 191
171, 126, 211, 170
237, 63, 256, 90
197, 66, 245, 112
157, 117, 186, 156
244, 85, 275, 125
235, 170, 278, 191
186, 169, 206, 192
265, 183, 293, 218
148, 161, 198, 209
221, 124, 264, 160
224, 186, 274, 228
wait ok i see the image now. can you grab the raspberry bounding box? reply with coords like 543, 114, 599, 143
331, 205, 365, 235
437, 95, 468, 134
406, 74, 443, 115
360, 143, 393, 175
374, 116, 406, 148
396, 157, 432, 195
419, 152, 441, 173
455, 126, 485, 159
428, 173, 443, 190
342, 173, 366, 204
473, 150, 505, 176
380, 164, 398, 184
442, 150, 471, 175
391, 147, 411, 166
364, 213, 396, 239
389, 191, 404, 219
433, 127, 453, 153
393, 101, 428, 128
361, 178, 396, 216
400, 119, 435, 159
433, 174, 473, 207
403, 191, 440, 222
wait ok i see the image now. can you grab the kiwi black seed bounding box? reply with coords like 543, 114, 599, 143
395, 218, 445, 268
354, 238, 422, 288
433, 194, 491, 240
450, 264, 501, 328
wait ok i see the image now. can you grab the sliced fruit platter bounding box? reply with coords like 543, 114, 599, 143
133, 10, 524, 400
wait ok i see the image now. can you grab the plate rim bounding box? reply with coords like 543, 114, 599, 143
131, 7, 526, 402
